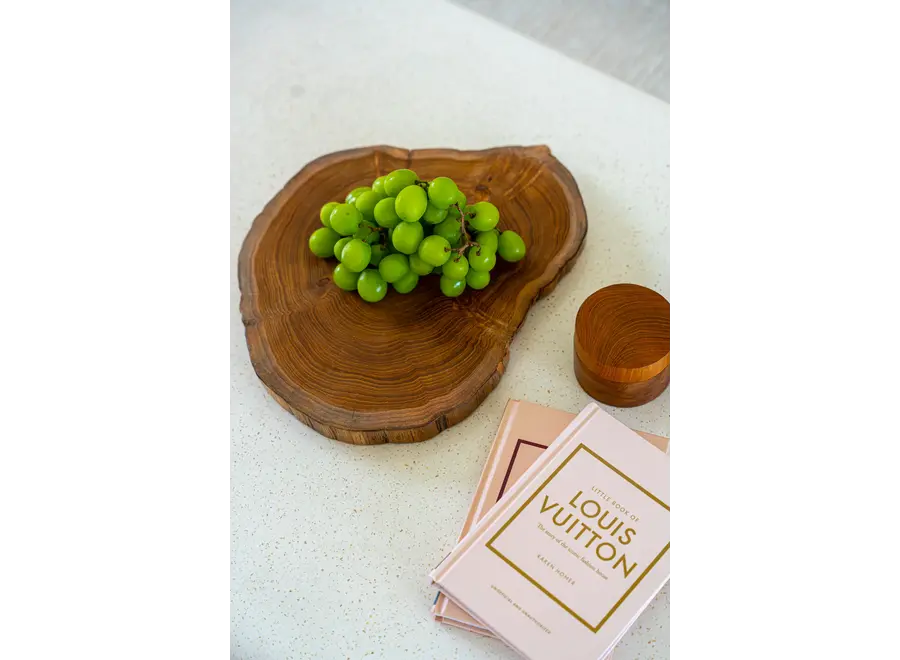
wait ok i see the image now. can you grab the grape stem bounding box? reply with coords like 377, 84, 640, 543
445, 202, 480, 258
361, 223, 389, 247
413, 181, 481, 258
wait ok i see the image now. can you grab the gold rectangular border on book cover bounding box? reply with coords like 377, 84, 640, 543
486, 443, 670, 633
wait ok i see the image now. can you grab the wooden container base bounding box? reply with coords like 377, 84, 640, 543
573, 283, 670, 408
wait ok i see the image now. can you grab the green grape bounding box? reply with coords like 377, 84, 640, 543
433, 217, 462, 244
418, 235, 451, 267
449, 235, 464, 249
498, 230, 526, 262
357, 269, 388, 303
468, 247, 496, 272
408, 252, 433, 276
431, 265, 443, 275
378, 253, 410, 283
427, 176, 459, 209
442, 253, 469, 280
392, 271, 419, 294
371, 175, 387, 196
329, 203, 363, 236
333, 236, 351, 261
308, 227, 341, 258
395, 185, 428, 222
341, 238, 372, 272
422, 203, 448, 225
320, 202, 338, 228
384, 168, 418, 196
468, 201, 499, 231
391, 220, 424, 254
332, 263, 361, 291
440, 276, 466, 297
354, 223, 381, 245
374, 197, 401, 228
345, 186, 371, 205
355, 190, 385, 219
447, 204, 461, 220
475, 229, 499, 254
369, 243, 388, 267
466, 269, 490, 290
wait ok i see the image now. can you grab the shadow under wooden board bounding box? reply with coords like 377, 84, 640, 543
238, 145, 588, 444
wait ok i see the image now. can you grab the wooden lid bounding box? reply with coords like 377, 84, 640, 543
574, 284, 670, 400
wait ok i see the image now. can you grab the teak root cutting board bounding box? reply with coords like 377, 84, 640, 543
238, 145, 587, 444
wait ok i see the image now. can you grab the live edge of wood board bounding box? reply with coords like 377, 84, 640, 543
238, 145, 588, 444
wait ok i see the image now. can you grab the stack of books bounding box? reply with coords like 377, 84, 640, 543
430, 400, 669, 660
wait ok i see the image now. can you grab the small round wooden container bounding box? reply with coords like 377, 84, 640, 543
574, 283, 670, 407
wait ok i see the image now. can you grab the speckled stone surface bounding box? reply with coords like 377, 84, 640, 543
231, 1, 669, 658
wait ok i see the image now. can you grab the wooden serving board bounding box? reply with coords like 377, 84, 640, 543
238, 145, 587, 444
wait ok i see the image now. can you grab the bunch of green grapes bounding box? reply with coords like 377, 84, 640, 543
308, 169, 526, 302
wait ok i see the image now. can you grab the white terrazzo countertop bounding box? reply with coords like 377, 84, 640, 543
231, 1, 670, 658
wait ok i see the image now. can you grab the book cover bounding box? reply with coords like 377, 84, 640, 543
430, 403, 670, 660
433, 399, 668, 639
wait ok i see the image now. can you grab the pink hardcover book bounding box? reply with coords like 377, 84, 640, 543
433, 399, 669, 642
430, 403, 670, 660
